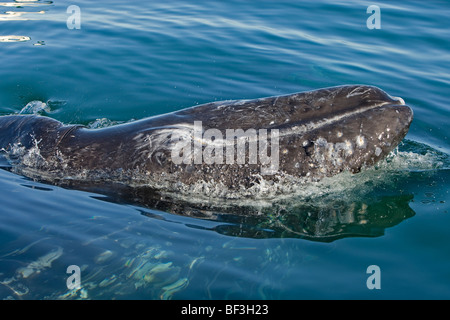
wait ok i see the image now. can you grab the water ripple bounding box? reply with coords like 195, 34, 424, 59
0, 35, 30, 42
0, 0, 51, 42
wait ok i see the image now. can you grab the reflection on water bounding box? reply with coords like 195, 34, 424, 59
0, 179, 416, 300
0, 10, 45, 21
0, 0, 52, 42
0, 177, 418, 299
0, 1, 52, 7
48, 159, 418, 242
101, 188, 416, 242
1, 162, 448, 299
0, 232, 192, 299
0, 35, 30, 42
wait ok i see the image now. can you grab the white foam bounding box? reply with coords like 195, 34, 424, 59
19, 101, 50, 115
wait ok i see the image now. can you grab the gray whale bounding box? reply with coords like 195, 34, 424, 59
0, 85, 413, 198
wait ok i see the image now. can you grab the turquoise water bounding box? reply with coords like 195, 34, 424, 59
0, 0, 449, 299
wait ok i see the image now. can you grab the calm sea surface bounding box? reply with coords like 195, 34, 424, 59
0, 0, 449, 299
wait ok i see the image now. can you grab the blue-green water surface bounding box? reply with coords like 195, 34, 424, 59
0, 0, 449, 299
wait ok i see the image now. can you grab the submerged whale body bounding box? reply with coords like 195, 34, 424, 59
0, 85, 413, 199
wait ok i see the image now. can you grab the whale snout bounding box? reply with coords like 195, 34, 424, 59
278, 96, 414, 179
354, 103, 413, 170
318, 102, 413, 175
375, 103, 413, 141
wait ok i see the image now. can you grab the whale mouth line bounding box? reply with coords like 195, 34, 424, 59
278, 100, 411, 137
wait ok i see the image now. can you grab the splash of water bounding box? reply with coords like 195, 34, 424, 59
19, 101, 50, 115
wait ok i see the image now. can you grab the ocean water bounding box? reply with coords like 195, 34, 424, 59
0, 0, 449, 300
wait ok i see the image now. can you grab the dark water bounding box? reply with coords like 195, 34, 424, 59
0, 0, 449, 299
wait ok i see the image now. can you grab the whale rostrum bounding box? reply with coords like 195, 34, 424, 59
0, 85, 413, 198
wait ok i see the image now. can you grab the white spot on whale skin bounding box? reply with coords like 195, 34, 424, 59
344, 140, 353, 155
355, 135, 367, 149
334, 140, 354, 158
375, 147, 382, 157
316, 137, 327, 148
336, 131, 343, 138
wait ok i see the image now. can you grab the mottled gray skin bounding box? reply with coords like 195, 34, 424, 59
0, 85, 413, 196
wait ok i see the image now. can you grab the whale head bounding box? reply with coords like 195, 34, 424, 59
177, 85, 413, 181
269, 85, 414, 179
